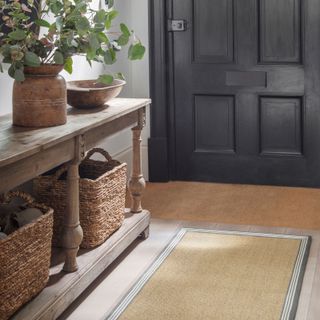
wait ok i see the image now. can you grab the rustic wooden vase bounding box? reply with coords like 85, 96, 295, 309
12, 64, 67, 127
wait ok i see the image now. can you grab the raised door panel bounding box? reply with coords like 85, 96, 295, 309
193, 0, 234, 63
194, 95, 235, 153
259, 0, 302, 64
260, 96, 303, 155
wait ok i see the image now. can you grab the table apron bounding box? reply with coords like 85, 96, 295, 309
0, 110, 139, 194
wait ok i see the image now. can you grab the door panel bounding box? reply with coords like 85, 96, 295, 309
172, 0, 320, 186
259, 96, 303, 155
194, 95, 235, 153
259, 0, 302, 63
193, 0, 234, 63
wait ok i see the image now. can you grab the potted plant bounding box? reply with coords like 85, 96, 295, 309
0, 0, 145, 127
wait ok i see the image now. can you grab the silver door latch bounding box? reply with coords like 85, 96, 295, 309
168, 20, 187, 32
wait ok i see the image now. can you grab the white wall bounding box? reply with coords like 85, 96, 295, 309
0, 68, 14, 115
0, 0, 150, 179
119, 0, 150, 179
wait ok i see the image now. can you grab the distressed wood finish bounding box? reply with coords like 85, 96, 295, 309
62, 135, 85, 272
12, 65, 67, 128
129, 108, 146, 213
67, 79, 125, 109
0, 98, 150, 169
1, 98, 151, 319
0, 97, 150, 277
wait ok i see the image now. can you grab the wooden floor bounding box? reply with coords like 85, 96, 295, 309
59, 219, 320, 320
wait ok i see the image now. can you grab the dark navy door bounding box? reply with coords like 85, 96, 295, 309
172, 0, 320, 186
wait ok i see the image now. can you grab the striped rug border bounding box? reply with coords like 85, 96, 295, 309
105, 228, 311, 320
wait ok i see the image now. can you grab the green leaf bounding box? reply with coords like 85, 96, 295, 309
104, 48, 116, 65
50, 1, 63, 15
86, 49, 96, 61
66, 32, 74, 46
34, 19, 51, 28
94, 23, 105, 32
94, 9, 106, 24
3, 57, 12, 64
120, 23, 131, 37
8, 29, 26, 41
75, 16, 90, 33
1, 44, 11, 57
115, 72, 125, 80
108, 10, 119, 20
14, 68, 25, 82
8, 64, 25, 82
128, 43, 145, 60
65, 32, 78, 47
86, 57, 92, 67
48, 23, 57, 35
105, 10, 118, 29
56, 17, 63, 32
107, 0, 114, 9
75, 0, 87, 13
64, 56, 73, 74
8, 65, 15, 78
117, 34, 129, 46
24, 51, 41, 67
98, 74, 114, 85
98, 32, 109, 44
54, 51, 64, 64
88, 33, 100, 51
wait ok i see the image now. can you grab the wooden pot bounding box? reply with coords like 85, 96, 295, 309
13, 64, 67, 127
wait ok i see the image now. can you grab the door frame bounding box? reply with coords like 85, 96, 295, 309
148, 0, 175, 182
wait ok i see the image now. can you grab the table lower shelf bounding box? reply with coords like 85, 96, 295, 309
13, 210, 150, 320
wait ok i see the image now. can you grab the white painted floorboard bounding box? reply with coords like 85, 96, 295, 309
58, 219, 320, 320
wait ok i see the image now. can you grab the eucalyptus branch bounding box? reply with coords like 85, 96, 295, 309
0, 0, 145, 82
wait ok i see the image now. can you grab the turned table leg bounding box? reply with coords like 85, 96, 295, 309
62, 137, 84, 272
128, 109, 146, 213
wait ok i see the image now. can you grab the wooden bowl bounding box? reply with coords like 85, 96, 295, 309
67, 79, 126, 109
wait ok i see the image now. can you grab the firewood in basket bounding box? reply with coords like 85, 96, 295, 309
13, 208, 43, 227
0, 232, 7, 240
3, 215, 19, 235
0, 204, 20, 231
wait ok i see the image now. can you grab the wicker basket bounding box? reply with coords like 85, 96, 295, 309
0, 191, 53, 320
33, 148, 127, 249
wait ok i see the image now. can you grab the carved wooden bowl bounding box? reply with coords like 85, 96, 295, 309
67, 79, 126, 109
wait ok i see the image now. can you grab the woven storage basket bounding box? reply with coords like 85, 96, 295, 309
0, 191, 53, 320
33, 148, 127, 249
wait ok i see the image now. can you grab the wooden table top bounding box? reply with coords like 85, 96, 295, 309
0, 98, 150, 168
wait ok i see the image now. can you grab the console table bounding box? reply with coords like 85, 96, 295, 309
0, 98, 151, 319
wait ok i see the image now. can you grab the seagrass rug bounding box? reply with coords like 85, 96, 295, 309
106, 228, 311, 320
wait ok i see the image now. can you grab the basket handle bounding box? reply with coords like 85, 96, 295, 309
52, 164, 69, 181
1, 190, 49, 212
51, 149, 113, 181
84, 148, 113, 162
